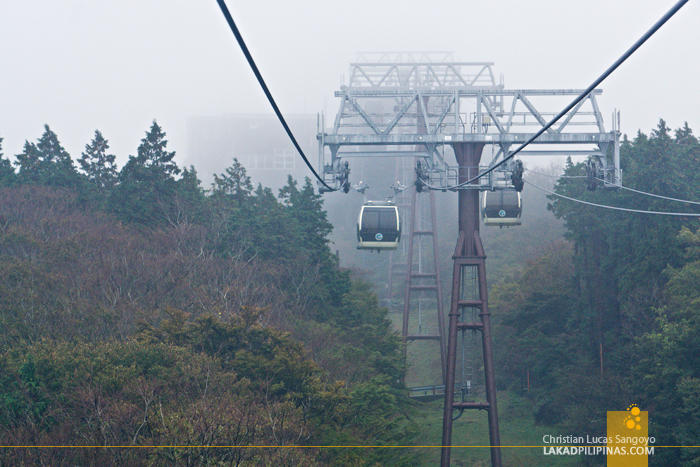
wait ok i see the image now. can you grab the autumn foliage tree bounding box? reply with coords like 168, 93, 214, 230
0, 121, 416, 466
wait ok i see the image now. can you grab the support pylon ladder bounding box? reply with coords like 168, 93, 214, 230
387, 156, 415, 311
441, 231, 501, 467
401, 181, 447, 388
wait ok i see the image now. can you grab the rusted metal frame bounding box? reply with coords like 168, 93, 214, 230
410, 285, 438, 291
408, 334, 443, 341
454, 401, 490, 410
442, 143, 501, 467
457, 322, 484, 330
442, 235, 501, 467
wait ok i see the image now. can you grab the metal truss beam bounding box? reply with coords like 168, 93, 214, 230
318, 61, 620, 192
348, 60, 499, 89
324, 132, 615, 146
319, 57, 622, 467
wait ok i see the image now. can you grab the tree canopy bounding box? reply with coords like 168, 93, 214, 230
0, 120, 417, 466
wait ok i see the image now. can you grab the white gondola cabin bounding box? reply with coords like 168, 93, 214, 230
482, 188, 522, 227
357, 204, 401, 250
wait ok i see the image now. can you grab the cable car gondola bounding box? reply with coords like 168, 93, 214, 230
482, 188, 522, 227
357, 203, 401, 250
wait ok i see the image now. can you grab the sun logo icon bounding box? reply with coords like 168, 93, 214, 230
623, 404, 642, 430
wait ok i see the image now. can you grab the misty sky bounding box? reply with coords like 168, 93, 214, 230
0, 0, 697, 176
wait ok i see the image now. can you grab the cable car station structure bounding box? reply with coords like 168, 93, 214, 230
317, 53, 621, 467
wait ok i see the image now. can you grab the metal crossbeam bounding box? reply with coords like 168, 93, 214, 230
318, 58, 620, 193
348, 60, 499, 89
318, 57, 622, 467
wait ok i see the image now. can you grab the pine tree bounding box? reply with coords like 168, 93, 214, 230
14, 141, 42, 183
135, 120, 179, 177
0, 136, 15, 186
14, 125, 78, 187
37, 125, 72, 167
109, 120, 182, 225
279, 176, 333, 251
78, 130, 117, 193
211, 158, 253, 203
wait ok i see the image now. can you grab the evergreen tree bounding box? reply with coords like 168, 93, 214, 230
279, 176, 333, 251
14, 125, 79, 187
211, 158, 253, 203
134, 120, 179, 177
548, 121, 700, 351
278, 176, 348, 312
109, 121, 182, 225
78, 130, 117, 194
14, 141, 42, 184
635, 226, 700, 466
527, 120, 700, 434
173, 165, 206, 224
0, 136, 15, 186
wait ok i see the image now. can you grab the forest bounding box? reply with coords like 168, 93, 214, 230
0, 123, 415, 466
1, 119, 699, 466
492, 120, 700, 466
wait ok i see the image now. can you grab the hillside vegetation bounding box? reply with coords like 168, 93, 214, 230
0, 123, 416, 466
492, 121, 700, 466
2, 119, 700, 466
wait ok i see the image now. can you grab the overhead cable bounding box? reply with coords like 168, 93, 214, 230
446, 0, 689, 191
525, 180, 700, 217
214, 0, 335, 191
595, 177, 700, 206
526, 170, 700, 205
524, 168, 586, 179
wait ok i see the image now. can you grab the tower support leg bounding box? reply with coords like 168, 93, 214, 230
402, 181, 447, 385
441, 143, 501, 467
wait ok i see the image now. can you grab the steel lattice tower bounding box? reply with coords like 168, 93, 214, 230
317, 53, 620, 467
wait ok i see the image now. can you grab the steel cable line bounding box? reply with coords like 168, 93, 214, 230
443, 0, 689, 192
594, 177, 700, 206
526, 169, 700, 205
524, 168, 586, 179
528, 166, 700, 205
214, 0, 336, 192
525, 180, 700, 217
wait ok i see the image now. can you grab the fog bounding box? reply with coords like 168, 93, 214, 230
1, 0, 698, 179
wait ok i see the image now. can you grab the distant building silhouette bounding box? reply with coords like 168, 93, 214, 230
186, 113, 316, 190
